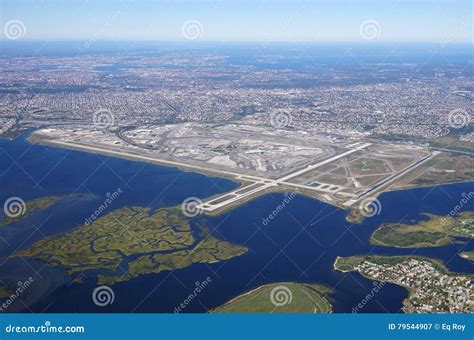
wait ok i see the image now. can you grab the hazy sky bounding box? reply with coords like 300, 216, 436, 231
1, 0, 472, 43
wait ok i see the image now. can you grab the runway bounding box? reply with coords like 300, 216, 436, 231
198, 143, 372, 213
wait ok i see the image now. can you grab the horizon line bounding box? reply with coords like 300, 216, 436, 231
1, 39, 473, 45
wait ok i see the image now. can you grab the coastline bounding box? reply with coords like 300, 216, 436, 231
332, 255, 470, 313
27, 132, 474, 218
27, 133, 347, 214
210, 282, 333, 314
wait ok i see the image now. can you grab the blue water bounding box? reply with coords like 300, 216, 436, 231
0, 131, 472, 313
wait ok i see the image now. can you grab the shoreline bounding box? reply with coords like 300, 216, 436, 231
387, 180, 474, 193
27, 134, 348, 214
333, 254, 474, 313
27, 133, 474, 217
210, 282, 332, 314
28, 134, 250, 185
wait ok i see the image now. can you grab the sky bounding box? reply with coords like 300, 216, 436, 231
0, 0, 472, 43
